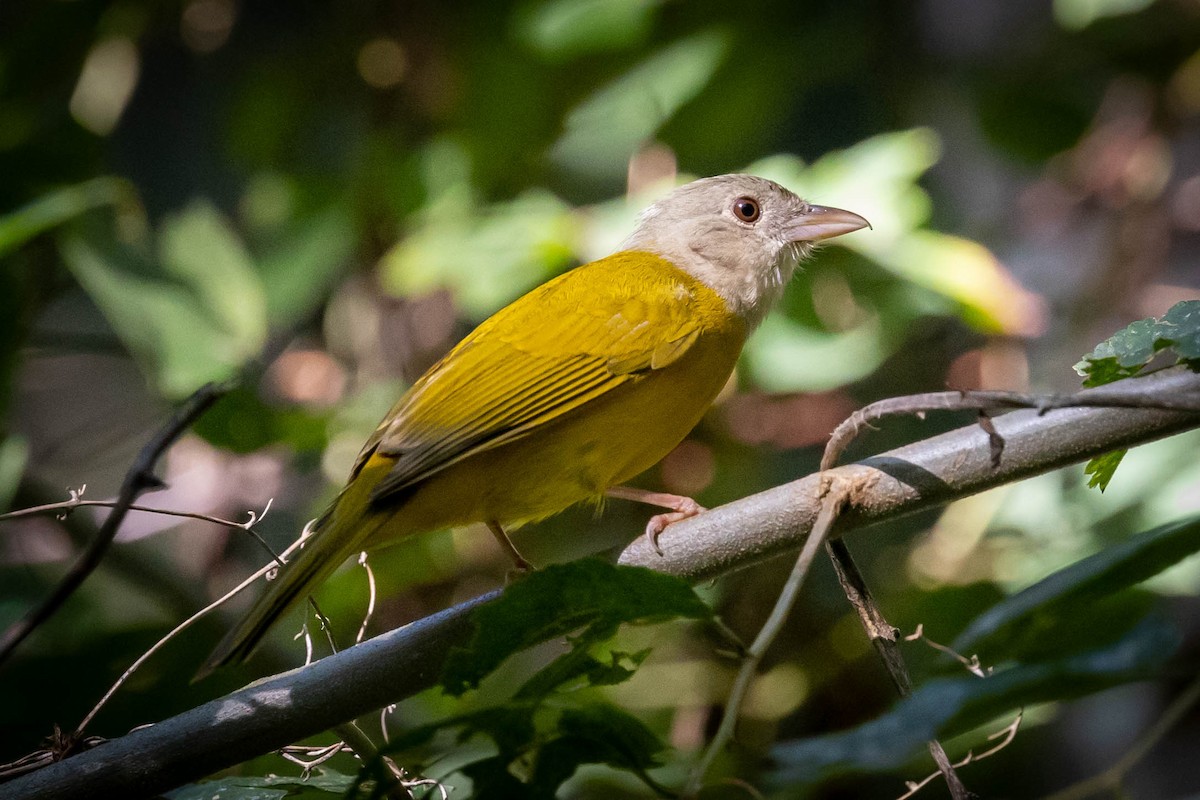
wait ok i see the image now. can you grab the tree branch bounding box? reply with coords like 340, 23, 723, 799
826, 537, 968, 799
619, 365, 1200, 581
4, 366, 1199, 800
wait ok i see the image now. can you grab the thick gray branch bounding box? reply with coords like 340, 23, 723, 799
7, 366, 1200, 800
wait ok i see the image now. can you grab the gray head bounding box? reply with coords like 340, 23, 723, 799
623, 174, 869, 327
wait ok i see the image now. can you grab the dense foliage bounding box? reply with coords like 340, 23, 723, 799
2, 1, 1200, 797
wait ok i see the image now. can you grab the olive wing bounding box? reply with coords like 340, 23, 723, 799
360, 257, 705, 503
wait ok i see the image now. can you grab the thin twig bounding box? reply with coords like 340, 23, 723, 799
0, 492, 268, 530
406, 779, 450, 800
278, 741, 349, 775
821, 383, 1200, 471
332, 721, 410, 798
380, 704, 398, 744
0, 382, 228, 667
72, 533, 306, 738
710, 777, 767, 799
0, 730, 106, 781
308, 596, 339, 657
685, 477, 849, 795
898, 713, 1022, 800
356, 553, 378, 645
825, 538, 969, 799
1041, 675, 1200, 800
905, 624, 991, 678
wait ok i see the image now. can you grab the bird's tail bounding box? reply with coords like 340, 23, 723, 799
197, 471, 388, 678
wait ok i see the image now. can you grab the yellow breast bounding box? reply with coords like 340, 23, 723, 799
354, 251, 748, 545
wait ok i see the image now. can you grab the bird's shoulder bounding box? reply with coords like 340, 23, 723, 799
480, 249, 739, 359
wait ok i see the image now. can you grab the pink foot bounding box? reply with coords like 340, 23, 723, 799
645, 497, 706, 556
606, 486, 706, 557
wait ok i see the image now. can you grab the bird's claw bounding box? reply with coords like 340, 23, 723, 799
643, 498, 706, 557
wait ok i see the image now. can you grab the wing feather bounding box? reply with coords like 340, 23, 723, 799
359, 253, 709, 504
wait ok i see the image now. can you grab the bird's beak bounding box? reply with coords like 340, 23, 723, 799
786, 205, 871, 242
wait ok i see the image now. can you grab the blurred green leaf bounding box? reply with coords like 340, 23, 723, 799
441, 558, 711, 695
460, 757, 534, 799
752, 133, 1046, 338
743, 312, 886, 392
0, 177, 128, 258
59, 204, 268, 397
529, 704, 666, 790
191, 385, 327, 454
167, 770, 353, 799
381, 188, 577, 320
157, 202, 268, 353
1166, 299, 1200, 359
1075, 300, 1200, 387
550, 29, 729, 179
1084, 448, 1126, 492
516, 644, 650, 701
1054, 0, 1156, 30
770, 615, 1178, 784
0, 434, 27, 511
369, 699, 667, 798
754, 130, 940, 236
257, 203, 355, 328
514, 0, 663, 60
953, 514, 1200, 660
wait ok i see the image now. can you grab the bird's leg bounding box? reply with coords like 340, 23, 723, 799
486, 520, 532, 572
605, 486, 706, 556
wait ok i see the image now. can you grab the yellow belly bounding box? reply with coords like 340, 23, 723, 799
360, 324, 744, 547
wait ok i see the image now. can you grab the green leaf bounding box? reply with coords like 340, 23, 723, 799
462, 704, 541, 757
1084, 449, 1126, 492
1075, 300, 1200, 387
440, 558, 711, 695
0, 177, 129, 258
1163, 299, 1200, 359
556, 703, 666, 770
753, 132, 1044, 338
191, 385, 328, 454
157, 202, 268, 353
515, 643, 650, 701
1054, 0, 1155, 30
953, 514, 1200, 661
380, 188, 576, 320
59, 206, 268, 398
770, 615, 1178, 784
744, 311, 886, 393
0, 435, 28, 512
514, 0, 664, 60
528, 704, 667, 793
549, 30, 729, 180
166, 770, 353, 799
370, 700, 668, 798
256, 203, 354, 328
461, 756, 535, 799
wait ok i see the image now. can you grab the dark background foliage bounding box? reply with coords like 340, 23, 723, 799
2, 0, 1200, 796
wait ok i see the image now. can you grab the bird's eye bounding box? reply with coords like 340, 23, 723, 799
732, 196, 761, 223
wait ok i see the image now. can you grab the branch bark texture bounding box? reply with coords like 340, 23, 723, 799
6, 367, 1200, 800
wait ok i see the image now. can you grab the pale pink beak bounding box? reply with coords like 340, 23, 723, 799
786, 205, 871, 242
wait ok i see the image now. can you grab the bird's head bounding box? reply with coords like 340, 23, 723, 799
624, 174, 869, 327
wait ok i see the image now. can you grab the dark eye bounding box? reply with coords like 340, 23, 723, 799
732, 196, 761, 223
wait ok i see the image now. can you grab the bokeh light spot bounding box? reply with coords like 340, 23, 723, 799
69, 37, 140, 135
660, 439, 715, 497
181, 0, 236, 53
357, 37, 407, 89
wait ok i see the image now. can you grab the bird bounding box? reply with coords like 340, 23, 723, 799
201, 173, 869, 674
